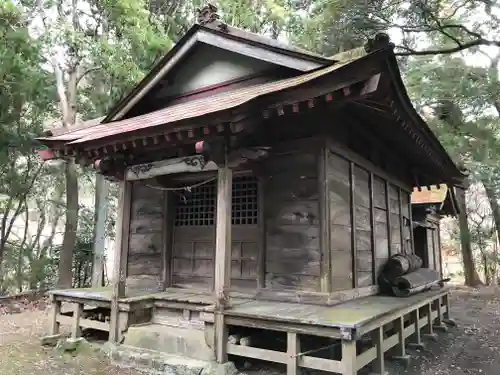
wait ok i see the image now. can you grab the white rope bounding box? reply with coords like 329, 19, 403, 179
145, 176, 216, 192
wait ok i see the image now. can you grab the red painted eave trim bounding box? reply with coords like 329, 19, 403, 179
37, 148, 56, 161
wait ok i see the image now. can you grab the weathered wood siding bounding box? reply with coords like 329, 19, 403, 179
326, 144, 414, 290
401, 192, 411, 253
388, 184, 402, 255
126, 183, 164, 291
328, 153, 352, 291
354, 166, 373, 287
373, 176, 389, 278
263, 150, 321, 292
171, 226, 214, 289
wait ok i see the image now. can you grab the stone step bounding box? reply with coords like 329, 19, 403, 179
105, 343, 237, 375
122, 323, 214, 361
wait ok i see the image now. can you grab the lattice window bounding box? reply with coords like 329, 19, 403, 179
174, 176, 258, 226
175, 180, 216, 226
232, 176, 258, 225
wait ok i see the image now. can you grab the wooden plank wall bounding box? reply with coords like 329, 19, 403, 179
373, 176, 389, 279
126, 182, 164, 291
170, 226, 259, 289
354, 166, 373, 287
327, 149, 413, 291
328, 153, 352, 291
388, 184, 403, 255
171, 226, 215, 289
263, 149, 321, 292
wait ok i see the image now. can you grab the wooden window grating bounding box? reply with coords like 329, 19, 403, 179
175, 180, 216, 226
174, 176, 258, 226
232, 176, 258, 225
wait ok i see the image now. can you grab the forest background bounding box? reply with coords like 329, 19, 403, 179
1, 0, 499, 294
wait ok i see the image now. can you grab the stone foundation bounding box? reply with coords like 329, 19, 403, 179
104, 343, 237, 375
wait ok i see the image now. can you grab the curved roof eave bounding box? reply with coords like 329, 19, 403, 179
382, 51, 466, 184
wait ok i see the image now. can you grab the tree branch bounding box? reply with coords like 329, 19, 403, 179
395, 38, 500, 56
75, 66, 101, 88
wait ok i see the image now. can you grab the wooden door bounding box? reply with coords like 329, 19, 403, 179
170, 175, 259, 290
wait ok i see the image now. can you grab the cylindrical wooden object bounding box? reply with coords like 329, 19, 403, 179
392, 268, 441, 297
381, 253, 423, 283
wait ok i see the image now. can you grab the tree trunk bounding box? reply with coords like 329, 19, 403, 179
483, 183, 500, 252
456, 187, 483, 286
57, 160, 79, 288
482, 251, 490, 284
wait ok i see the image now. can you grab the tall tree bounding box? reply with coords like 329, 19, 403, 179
21, 0, 173, 287
0, 1, 54, 288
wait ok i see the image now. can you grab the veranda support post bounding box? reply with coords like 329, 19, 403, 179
109, 179, 132, 343
214, 166, 233, 364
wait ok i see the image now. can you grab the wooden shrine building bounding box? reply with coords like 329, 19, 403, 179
411, 184, 460, 277
38, 5, 464, 375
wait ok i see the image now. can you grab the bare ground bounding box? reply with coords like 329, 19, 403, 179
397, 286, 500, 375
0, 287, 499, 375
0, 307, 141, 375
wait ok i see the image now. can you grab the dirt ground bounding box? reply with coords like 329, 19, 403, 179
0, 307, 141, 375
0, 287, 499, 375
396, 286, 500, 375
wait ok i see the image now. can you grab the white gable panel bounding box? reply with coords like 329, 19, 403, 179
163, 43, 274, 97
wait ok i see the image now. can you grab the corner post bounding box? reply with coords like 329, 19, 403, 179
49, 294, 61, 335
71, 302, 83, 338
319, 145, 331, 293
214, 165, 232, 364
341, 339, 357, 375
92, 174, 109, 287
369, 327, 386, 375
109, 179, 132, 343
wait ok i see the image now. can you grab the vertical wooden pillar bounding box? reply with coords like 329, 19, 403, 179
109, 180, 132, 343
257, 177, 266, 289
341, 339, 357, 375
319, 147, 331, 293
407, 309, 425, 350
432, 227, 438, 272
371, 327, 385, 375
408, 196, 415, 255
214, 166, 232, 364
422, 303, 438, 341
349, 162, 357, 288
437, 221, 443, 278
433, 296, 448, 332
71, 302, 83, 339
442, 292, 456, 326
391, 316, 411, 368
385, 181, 392, 257
92, 174, 109, 287
443, 293, 451, 320
162, 191, 174, 290
369, 173, 376, 284
49, 295, 61, 335
287, 332, 300, 375
398, 189, 405, 253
